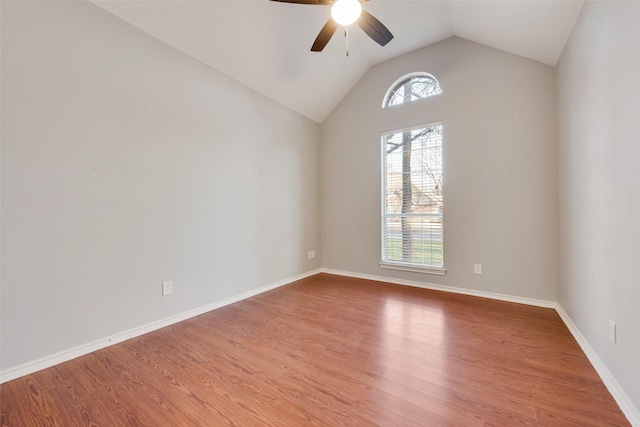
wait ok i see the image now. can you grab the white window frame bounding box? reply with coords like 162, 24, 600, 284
382, 72, 442, 108
380, 122, 446, 276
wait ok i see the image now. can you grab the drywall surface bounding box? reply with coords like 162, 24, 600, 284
1, 1, 320, 371
321, 37, 558, 301
557, 1, 640, 412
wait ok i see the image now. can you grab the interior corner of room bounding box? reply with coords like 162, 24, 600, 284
1, 0, 639, 424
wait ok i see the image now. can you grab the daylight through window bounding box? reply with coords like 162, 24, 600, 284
383, 73, 442, 107
382, 123, 443, 269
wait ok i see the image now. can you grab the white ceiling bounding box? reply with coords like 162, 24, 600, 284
92, 0, 584, 123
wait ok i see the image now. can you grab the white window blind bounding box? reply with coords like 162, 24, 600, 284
382, 123, 443, 269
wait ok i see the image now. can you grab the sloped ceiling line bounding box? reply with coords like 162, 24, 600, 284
92, 0, 584, 123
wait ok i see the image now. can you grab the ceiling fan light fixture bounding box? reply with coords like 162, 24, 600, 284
331, 0, 362, 26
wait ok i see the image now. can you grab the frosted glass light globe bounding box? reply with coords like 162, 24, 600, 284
331, 0, 362, 26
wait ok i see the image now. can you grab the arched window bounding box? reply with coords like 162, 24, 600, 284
383, 72, 442, 107
380, 72, 445, 275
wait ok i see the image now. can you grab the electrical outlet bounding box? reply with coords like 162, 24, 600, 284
474, 264, 482, 274
162, 281, 173, 296
308, 250, 315, 259
609, 320, 617, 344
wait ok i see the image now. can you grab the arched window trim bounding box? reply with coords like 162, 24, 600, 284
382, 72, 442, 108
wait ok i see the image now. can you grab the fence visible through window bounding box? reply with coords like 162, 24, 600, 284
382, 123, 443, 268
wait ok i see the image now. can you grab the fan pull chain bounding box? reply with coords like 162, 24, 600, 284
345, 29, 349, 57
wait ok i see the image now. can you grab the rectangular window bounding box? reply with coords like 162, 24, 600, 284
381, 123, 444, 274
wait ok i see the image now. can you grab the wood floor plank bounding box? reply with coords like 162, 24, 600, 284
124, 333, 307, 425
383, 366, 536, 419
0, 273, 630, 426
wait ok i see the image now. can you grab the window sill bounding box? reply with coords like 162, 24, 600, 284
379, 261, 446, 276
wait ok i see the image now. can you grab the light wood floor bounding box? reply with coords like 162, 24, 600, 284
0, 273, 630, 426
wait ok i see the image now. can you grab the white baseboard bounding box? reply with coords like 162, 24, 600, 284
0, 268, 322, 384
555, 306, 640, 427
321, 268, 639, 427
320, 268, 557, 308
3, 267, 638, 427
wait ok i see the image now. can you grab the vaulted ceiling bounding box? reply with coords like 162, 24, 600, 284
92, 0, 584, 123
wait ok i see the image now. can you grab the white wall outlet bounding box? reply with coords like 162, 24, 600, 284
162, 281, 173, 296
609, 320, 617, 344
308, 250, 315, 259
474, 264, 482, 274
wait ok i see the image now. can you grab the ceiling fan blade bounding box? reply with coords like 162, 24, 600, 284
311, 19, 338, 52
357, 10, 393, 47
270, 0, 333, 5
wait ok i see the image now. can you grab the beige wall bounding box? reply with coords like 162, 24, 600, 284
1, 1, 320, 371
321, 37, 558, 301
2, 2, 639, 417
557, 1, 640, 413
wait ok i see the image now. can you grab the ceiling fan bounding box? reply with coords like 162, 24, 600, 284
271, 0, 393, 52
